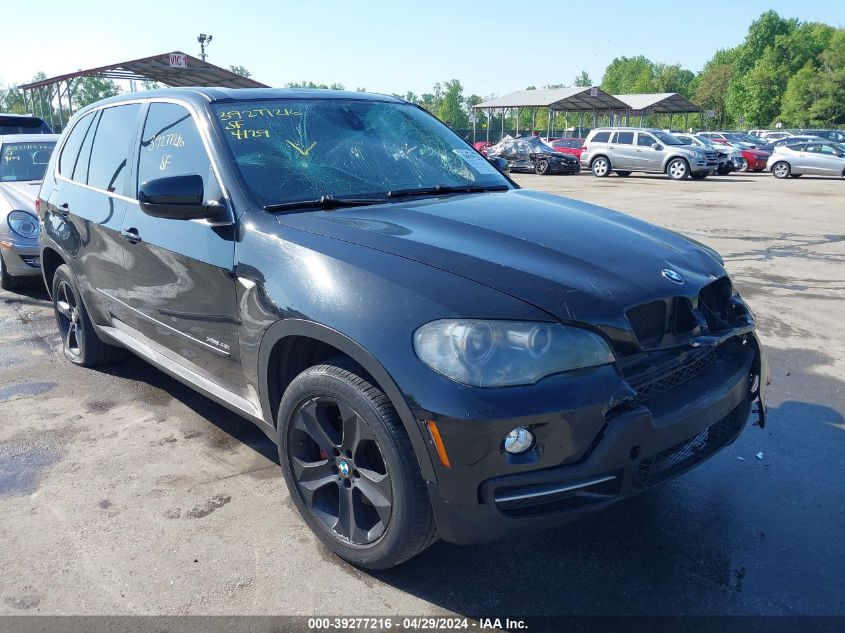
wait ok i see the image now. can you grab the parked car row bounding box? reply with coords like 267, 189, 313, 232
566, 126, 843, 181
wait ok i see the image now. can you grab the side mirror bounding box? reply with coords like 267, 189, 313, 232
488, 156, 509, 173
651, 143, 662, 150
138, 175, 218, 220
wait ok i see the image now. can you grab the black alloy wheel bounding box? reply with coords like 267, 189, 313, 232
55, 278, 84, 359
535, 158, 550, 175
278, 360, 437, 568
51, 264, 123, 366
288, 395, 392, 544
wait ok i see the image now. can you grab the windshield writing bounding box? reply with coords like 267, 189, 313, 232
213, 99, 508, 206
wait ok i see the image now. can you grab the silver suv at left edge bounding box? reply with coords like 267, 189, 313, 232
582, 128, 719, 180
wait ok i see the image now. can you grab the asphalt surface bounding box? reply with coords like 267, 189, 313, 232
0, 170, 843, 619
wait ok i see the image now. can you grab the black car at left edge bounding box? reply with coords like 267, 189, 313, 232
37, 88, 768, 569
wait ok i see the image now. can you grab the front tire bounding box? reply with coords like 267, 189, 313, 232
772, 161, 791, 179
666, 158, 690, 180
615, 170, 632, 177
690, 171, 709, 180
0, 253, 28, 291
51, 264, 123, 366
278, 360, 438, 569
737, 157, 749, 172
591, 156, 611, 177
534, 159, 550, 175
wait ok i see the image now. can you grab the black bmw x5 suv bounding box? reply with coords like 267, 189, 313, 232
38, 88, 768, 568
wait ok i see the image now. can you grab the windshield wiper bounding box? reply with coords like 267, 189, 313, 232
263, 195, 387, 213
386, 184, 509, 199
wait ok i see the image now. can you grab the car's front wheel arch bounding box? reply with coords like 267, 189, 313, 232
258, 319, 437, 483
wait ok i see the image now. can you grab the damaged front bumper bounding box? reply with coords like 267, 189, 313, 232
423, 332, 768, 546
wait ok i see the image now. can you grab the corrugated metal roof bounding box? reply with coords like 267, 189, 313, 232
473, 87, 629, 111
613, 93, 700, 113
473, 89, 701, 113
19, 52, 268, 90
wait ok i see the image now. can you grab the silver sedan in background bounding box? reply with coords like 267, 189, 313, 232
0, 134, 58, 289
767, 141, 845, 179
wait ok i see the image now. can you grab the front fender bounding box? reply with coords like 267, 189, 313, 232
257, 318, 438, 481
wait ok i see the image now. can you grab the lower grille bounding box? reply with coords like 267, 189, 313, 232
631, 348, 717, 405
634, 400, 748, 488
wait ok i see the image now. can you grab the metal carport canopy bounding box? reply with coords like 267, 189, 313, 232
18, 52, 268, 91
473, 87, 629, 111
612, 93, 701, 113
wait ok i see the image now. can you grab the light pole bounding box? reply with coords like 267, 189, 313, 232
197, 33, 213, 61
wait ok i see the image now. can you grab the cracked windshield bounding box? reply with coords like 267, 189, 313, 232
213, 99, 508, 206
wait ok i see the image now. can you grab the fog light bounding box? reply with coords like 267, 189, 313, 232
504, 427, 534, 454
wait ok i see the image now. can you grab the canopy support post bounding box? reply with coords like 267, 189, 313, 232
486, 109, 490, 143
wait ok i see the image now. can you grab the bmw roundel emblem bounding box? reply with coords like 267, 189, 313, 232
661, 268, 685, 284
338, 459, 351, 478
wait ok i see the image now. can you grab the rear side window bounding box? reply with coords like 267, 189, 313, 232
138, 102, 212, 194
808, 144, 836, 155
590, 131, 611, 143
612, 132, 634, 145
0, 116, 52, 135
58, 111, 96, 180
87, 104, 142, 194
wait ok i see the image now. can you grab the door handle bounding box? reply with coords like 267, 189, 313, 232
56, 203, 70, 217
120, 227, 142, 244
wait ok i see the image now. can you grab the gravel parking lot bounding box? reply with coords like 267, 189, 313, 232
1, 171, 843, 618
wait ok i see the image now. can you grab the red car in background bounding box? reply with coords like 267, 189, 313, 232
544, 138, 586, 160
710, 139, 770, 171
473, 141, 493, 156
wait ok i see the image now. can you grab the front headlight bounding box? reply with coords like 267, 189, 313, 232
413, 319, 615, 387
7, 211, 40, 240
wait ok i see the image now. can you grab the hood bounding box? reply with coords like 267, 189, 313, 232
0, 181, 41, 214
277, 190, 725, 331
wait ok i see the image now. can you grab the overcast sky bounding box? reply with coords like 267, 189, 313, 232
3, 0, 845, 97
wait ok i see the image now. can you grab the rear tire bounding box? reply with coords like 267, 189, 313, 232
666, 158, 690, 180
591, 156, 611, 177
278, 359, 438, 569
772, 161, 791, 179
615, 171, 632, 177
51, 264, 124, 366
0, 253, 29, 291
737, 157, 749, 172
